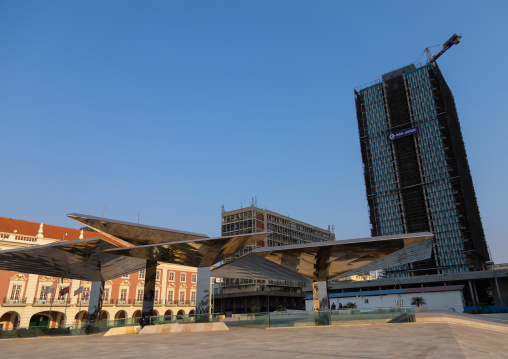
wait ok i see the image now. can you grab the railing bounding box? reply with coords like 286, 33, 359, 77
102, 299, 115, 306
236, 307, 416, 328
115, 299, 133, 305
52, 299, 71, 305
0, 232, 37, 242
33, 298, 52, 305
2, 297, 27, 305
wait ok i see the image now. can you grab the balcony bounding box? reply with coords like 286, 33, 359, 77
51, 299, 71, 306
166, 300, 176, 306
116, 299, 133, 306
2, 297, 27, 307
102, 299, 115, 307
178, 300, 195, 307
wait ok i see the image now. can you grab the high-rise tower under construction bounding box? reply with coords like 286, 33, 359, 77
354, 62, 490, 278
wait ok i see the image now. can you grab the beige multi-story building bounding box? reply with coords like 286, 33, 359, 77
221, 206, 335, 259
0, 217, 197, 330
215, 206, 334, 313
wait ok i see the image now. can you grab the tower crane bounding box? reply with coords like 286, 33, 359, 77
425, 34, 462, 65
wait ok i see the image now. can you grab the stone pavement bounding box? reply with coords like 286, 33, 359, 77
2, 323, 508, 358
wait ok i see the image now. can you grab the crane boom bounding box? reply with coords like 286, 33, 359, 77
426, 34, 462, 65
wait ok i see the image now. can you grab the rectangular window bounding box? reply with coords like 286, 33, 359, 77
180, 273, 186, 282
57, 287, 67, 301
168, 272, 175, 281
122, 274, 130, 279
154, 290, 159, 304
191, 291, 196, 304
167, 290, 174, 304
139, 270, 145, 280
156, 270, 161, 281
191, 274, 197, 283
40, 286, 49, 300
82, 287, 90, 301
103, 288, 110, 303
137, 289, 143, 303
120, 289, 127, 302
10, 285, 21, 300
179, 290, 185, 304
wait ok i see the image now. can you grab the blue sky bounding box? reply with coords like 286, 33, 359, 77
1, 1, 507, 262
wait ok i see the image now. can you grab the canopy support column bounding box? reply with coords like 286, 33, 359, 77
196, 267, 211, 314
142, 259, 158, 317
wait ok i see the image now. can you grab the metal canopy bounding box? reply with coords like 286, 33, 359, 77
0, 238, 146, 281
105, 232, 272, 268
211, 232, 434, 282
67, 213, 209, 248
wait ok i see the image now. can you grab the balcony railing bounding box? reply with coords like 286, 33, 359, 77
52, 299, 71, 305
178, 300, 195, 306
102, 299, 115, 306
116, 299, 133, 305
2, 297, 27, 305
33, 298, 52, 305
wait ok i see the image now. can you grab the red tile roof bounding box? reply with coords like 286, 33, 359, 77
0, 217, 107, 242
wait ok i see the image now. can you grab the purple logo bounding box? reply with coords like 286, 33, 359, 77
387, 126, 419, 141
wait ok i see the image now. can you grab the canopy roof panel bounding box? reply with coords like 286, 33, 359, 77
0, 238, 146, 281
105, 232, 272, 268
67, 213, 209, 248
211, 232, 434, 282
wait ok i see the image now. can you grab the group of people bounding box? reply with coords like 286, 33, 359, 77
330, 302, 343, 310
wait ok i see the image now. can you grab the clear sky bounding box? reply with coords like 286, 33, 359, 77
1, 1, 507, 262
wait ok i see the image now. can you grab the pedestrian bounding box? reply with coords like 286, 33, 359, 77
139, 316, 148, 329
331, 303, 336, 310
339, 303, 343, 309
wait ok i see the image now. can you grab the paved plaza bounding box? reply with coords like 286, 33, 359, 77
1, 323, 508, 358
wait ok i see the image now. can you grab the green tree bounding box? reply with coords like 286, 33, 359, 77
250, 306, 260, 313
344, 302, 357, 309
411, 297, 427, 307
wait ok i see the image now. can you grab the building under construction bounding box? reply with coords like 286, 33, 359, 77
354, 37, 490, 278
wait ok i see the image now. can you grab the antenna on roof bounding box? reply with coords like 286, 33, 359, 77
103, 206, 105, 218
221, 205, 225, 213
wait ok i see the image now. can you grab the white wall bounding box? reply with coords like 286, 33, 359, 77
306, 290, 465, 312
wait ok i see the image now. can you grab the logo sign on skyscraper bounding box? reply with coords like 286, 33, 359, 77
387, 126, 419, 141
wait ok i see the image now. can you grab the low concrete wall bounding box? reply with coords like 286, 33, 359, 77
416, 313, 508, 333
103, 325, 141, 336
139, 322, 228, 334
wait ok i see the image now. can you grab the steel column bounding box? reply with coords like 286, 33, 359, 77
312, 280, 329, 311
196, 267, 211, 314
142, 259, 157, 317
87, 281, 104, 326
468, 280, 477, 306
495, 277, 503, 306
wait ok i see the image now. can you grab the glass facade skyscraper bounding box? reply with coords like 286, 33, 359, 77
355, 63, 490, 278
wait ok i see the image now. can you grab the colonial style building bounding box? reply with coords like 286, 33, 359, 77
0, 217, 197, 330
